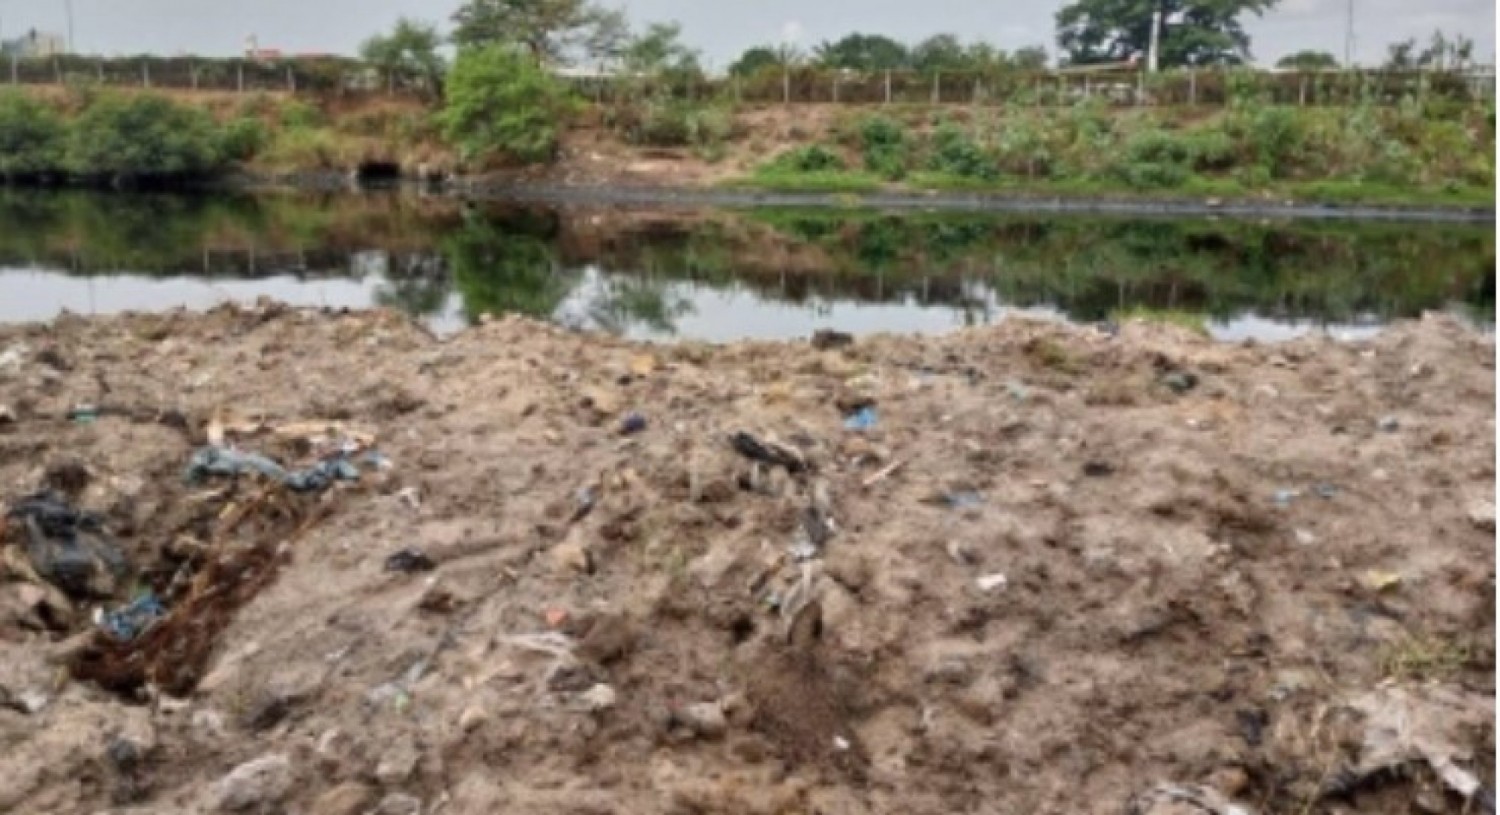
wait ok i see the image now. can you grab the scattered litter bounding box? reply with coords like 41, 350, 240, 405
396, 487, 422, 510
976, 574, 1008, 592
95, 592, 167, 642
1313, 484, 1339, 500
1377, 416, 1400, 432
729, 432, 807, 474
1364, 570, 1402, 592
1161, 372, 1200, 395
581, 683, 617, 712
843, 406, 879, 431
0, 404, 14, 424
833, 735, 852, 751
1083, 461, 1116, 477
619, 413, 648, 436
790, 507, 835, 561
1293, 529, 1317, 546
1467, 500, 1495, 531
184, 447, 362, 492
68, 405, 99, 424
1335, 685, 1495, 806
1125, 783, 1252, 815
543, 607, 570, 629
1005, 380, 1029, 401
384, 548, 436, 574
946, 491, 985, 510
571, 486, 598, 522
5, 491, 127, 599
811, 329, 854, 350
362, 451, 394, 471
861, 458, 906, 488
1272, 489, 1300, 508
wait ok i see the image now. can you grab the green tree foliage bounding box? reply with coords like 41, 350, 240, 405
445, 209, 570, 321
451, 0, 616, 64
1013, 46, 1050, 70
1276, 50, 1339, 70
814, 34, 910, 71
911, 34, 968, 73
440, 46, 571, 164
1056, 0, 1279, 67
622, 22, 701, 75
0, 91, 65, 179
728, 44, 804, 76
859, 116, 909, 179
1386, 30, 1476, 71
67, 94, 226, 181
359, 18, 448, 93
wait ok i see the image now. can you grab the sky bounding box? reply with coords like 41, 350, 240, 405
0, 0, 1493, 68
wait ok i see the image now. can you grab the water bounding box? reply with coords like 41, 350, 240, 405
0, 189, 1491, 343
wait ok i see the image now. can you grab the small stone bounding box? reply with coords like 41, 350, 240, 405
581, 386, 620, 417
374, 739, 419, 787
976, 574, 1008, 592
1467, 501, 1495, 532
550, 539, 593, 575
629, 354, 657, 376
0, 404, 14, 424
312, 782, 375, 815
581, 683, 617, 712
1293, 529, 1317, 546
1377, 416, 1400, 432
458, 706, 488, 733
214, 754, 292, 812
373, 792, 423, 815
678, 701, 728, 739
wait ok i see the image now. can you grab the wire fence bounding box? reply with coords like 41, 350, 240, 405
5, 53, 1495, 109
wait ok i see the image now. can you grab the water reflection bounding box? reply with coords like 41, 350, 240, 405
0, 188, 1490, 342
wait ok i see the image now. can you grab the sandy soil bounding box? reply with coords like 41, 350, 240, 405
0, 305, 1493, 814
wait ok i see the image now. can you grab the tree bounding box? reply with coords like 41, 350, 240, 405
359, 18, 447, 94
622, 22, 701, 75
67, 94, 227, 181
911, 34, 969, 73
813, 33, 910, 71
439, 46, 572, 164
1385, 31, 1476, 71
728, 44, 804, 76
0, 91, 65, 178
1013, 45, 1050, 69
1056, 0, 1279, 68
451, 0, 616, 65
1276, 50, 1338, 70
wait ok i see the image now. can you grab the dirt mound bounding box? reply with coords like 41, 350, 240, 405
0, 303, 1492, 814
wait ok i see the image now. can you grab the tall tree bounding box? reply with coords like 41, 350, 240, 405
728, 44, 804, 76
911, 34, 969, 73
1275, 50, 1338, 70
359, 18, 447, 93
1012, 45, 1050, 69
451, 0, 618, 65
1055, 0, 1279, 67
813, 33, 910, 71
623, 22, 701, 74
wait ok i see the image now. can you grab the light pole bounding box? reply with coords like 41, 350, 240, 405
63, 0, 73, 53
1343, 0, 1355, 67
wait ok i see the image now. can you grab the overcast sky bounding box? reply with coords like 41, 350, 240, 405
1, 0, 1493, 67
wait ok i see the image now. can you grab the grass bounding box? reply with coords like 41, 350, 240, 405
1379, 632, 1478, 681
1111, 306, 1212, 337
732, 168, 883, 193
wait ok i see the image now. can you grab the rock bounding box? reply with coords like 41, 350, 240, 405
312, 782, 375, 815
457, 706, 489, 734
581, 386, 620, 417
976, 574, 1008, 592
550, 540, 593, 575
678, 701, 728, 739
214, 754, 293, 812
577, 613, 637, 665
811, 330, 855, 351
373, 792, 423, 815
1468, 501, 1495, 532
582, 683, 618, 712
375, 739, 419, 787
1377, 415, 1400, 432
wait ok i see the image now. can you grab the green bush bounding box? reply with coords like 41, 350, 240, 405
279, 99, 325, 129
994, 117, 1055, 179
769, 144, 846, 173
928, 122, 996, 180
1111, 129, 1195, 188
440, 46, 571, 165
1245, 106, 1305, 178
1183, 129, 1236, 171
859, 116, 909, 180
219, 117, 268, 161
615, 100, 733, 148
67, 94, 227, 180
0, 92, 66, 178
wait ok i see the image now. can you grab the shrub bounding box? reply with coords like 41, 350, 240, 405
614, 100, 733, 148
928, 122, 995, 180
769, 144, 846, 173
67, 93, 227, 180
219, 117, 267, 161
279, 99, 325, 129
1111, 129, 1194, 188
1245, 106, 1305, 178
994, 117, 1055, 179
859, 116, 909, 180
440, 46, 571, 165
1183, 128, 1236, 172
0, 92, 66, 178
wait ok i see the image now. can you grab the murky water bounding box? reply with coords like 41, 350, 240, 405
0, 189, 1491, 342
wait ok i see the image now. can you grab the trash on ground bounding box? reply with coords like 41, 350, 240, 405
1273, 489, 1300, 508
571, 486, 598, 523
1364, 570, 1402, 592
946, 491, 985, 510
1083, 461, 1116, 477
1314, 484, 1339, 500
619, 413, 648, 436
791, 506, 836, 561
68, 405, 99, 425
1161, 371, 1201, 395
1125, 783, 1253, 815
811, 329, 854, 350
976, 574, 1008, 592
184, 446, 362, 492
5, 491, 128, 599
843, 406, 879, 432
95, 592, 167, 642
1335, 685, 1495, 805
1005, 380, 1029, 401
861, 458, 906, 488
1378, 416, 1401, 432
729, 432, 807, 474
384, 548, 436, 574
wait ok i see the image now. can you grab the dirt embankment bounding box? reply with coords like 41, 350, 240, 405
0, 306, 1493, 814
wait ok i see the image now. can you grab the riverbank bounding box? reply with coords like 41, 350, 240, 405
0, 305, 1492, 813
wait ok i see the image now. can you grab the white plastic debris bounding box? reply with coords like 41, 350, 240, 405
976, 574, 1008, 592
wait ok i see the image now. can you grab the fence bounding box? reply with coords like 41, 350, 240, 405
5, 53, 1494, 108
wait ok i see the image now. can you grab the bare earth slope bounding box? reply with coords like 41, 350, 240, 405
0, 306, 1492, 814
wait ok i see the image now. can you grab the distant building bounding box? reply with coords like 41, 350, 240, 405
0, 29, 66, 60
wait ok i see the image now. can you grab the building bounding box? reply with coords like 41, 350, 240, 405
0, 29, 66, 60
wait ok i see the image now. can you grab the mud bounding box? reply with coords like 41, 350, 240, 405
0, 304, 1493, 814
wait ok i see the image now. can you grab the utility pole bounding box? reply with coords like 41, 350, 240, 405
1147, 1, 1164, 73
64, 0, 74, 53
1343, 0, 1355, 67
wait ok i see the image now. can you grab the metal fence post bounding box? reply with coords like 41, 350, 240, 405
10, 53, 17, 85
931, 71, 940, 104
832, 74, 839, 103
287, 66, 295, 93
143, 60, 150, 88
782, 67, 790, 104
191, 62, 199, 90
1136, 71, 1144, 105
53, 57, 62, 85
1188, 69, 1197, 105
884, 69, 892, 104
237, 62, 245, 93
1298, 75, 1307, 106
96, 58, 103, 83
